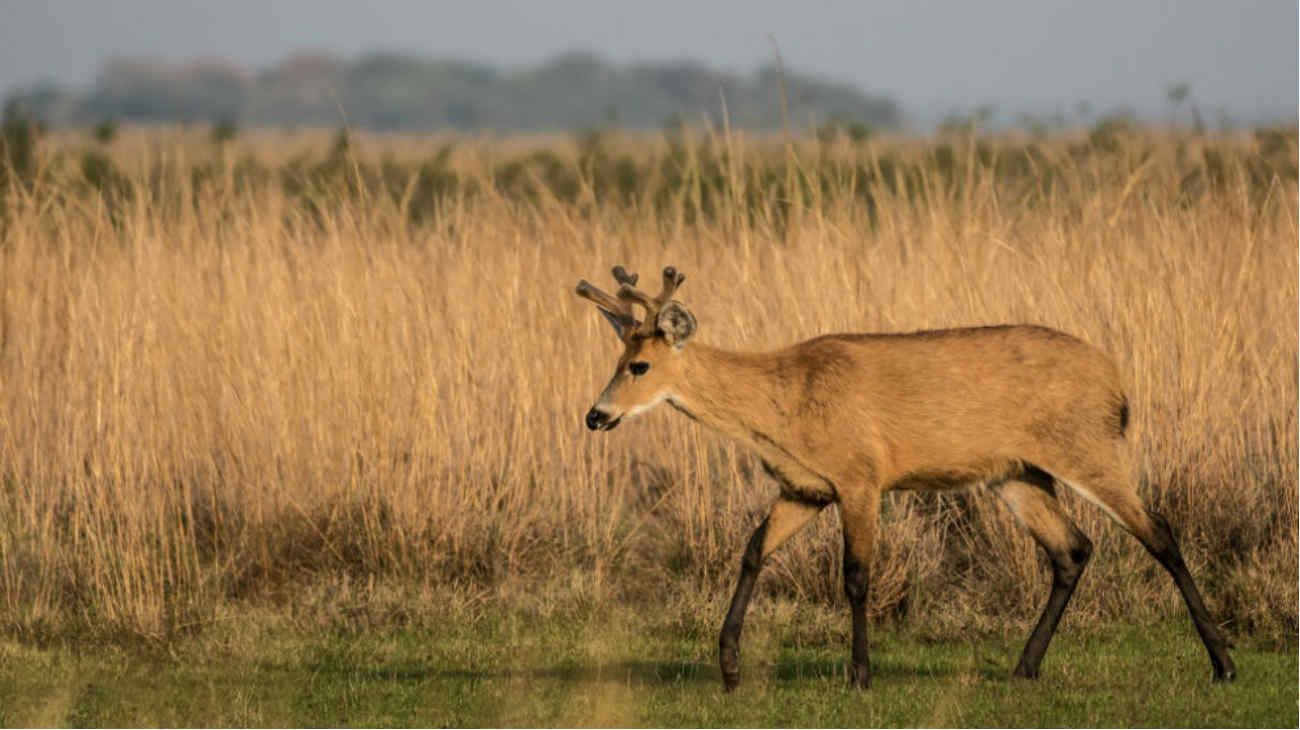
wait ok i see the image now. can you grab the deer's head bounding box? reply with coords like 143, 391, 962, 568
575, 265, 697, 431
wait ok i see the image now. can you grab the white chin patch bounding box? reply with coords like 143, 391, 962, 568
624, 391, 669, 419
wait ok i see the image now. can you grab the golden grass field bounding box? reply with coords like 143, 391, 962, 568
0, 123, 1295, 646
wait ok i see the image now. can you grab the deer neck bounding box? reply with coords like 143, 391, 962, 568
668, 342, 786, 447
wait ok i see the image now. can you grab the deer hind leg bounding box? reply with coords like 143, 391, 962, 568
994, 469, 1093, 679
719, 496, 825, 692
838, 490, 881, 689
1051, 449, 1236, 682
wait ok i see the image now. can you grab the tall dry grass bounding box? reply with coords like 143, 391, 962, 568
0, 125, 1295, 643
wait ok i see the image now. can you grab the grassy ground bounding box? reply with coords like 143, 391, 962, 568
0, 608, 1293, 727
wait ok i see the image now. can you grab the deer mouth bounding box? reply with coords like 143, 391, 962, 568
601, 416, 622, 431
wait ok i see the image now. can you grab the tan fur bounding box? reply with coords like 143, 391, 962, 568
996, 479, 1087, 557
596, 327, 1135, 513
578, 265, 1235, 685
578, 265, 1149, 559
758, 497, 825, 558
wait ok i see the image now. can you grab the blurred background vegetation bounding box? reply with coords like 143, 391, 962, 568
5, 51, 899, 133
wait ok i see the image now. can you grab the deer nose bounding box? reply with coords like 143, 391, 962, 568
585, 408, 606, 431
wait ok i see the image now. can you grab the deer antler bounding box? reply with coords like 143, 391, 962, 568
620, 266, 685, 336
575, 275, 638, 332
576, 265, 686, 338
611, 266, 639, 287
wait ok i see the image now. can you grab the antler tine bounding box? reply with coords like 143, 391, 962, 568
608, 264, 652, 311
576, 279, 637, 326
616, 266, 685, 306
611, 265, 639, 287
615, 282, 652, 304
654, 266, 685, 304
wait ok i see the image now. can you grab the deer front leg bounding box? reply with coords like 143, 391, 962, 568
839, 491, 880, 689
719, 497, 824, 691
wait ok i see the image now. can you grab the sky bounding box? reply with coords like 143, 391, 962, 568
1, 0, 1295, 126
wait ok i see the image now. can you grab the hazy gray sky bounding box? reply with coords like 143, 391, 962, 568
1, 0, 1295, 124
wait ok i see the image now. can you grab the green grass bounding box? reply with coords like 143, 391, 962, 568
0, 608, 1294, 727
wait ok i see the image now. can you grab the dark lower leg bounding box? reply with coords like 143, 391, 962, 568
719, 518, 768, 692
843, 550, 871, 688
1142, 511, 1236, 681
1014, 536, 1092, 678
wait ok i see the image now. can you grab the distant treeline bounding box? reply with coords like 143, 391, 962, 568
7, 50, 900, 132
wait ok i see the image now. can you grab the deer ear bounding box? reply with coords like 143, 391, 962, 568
656, 302, 696, 347
597, 308, 629, 338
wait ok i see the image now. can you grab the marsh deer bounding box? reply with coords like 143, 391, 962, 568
575, 265, 1235, 691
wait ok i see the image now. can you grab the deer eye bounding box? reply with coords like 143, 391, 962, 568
629, 361, 650, 376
